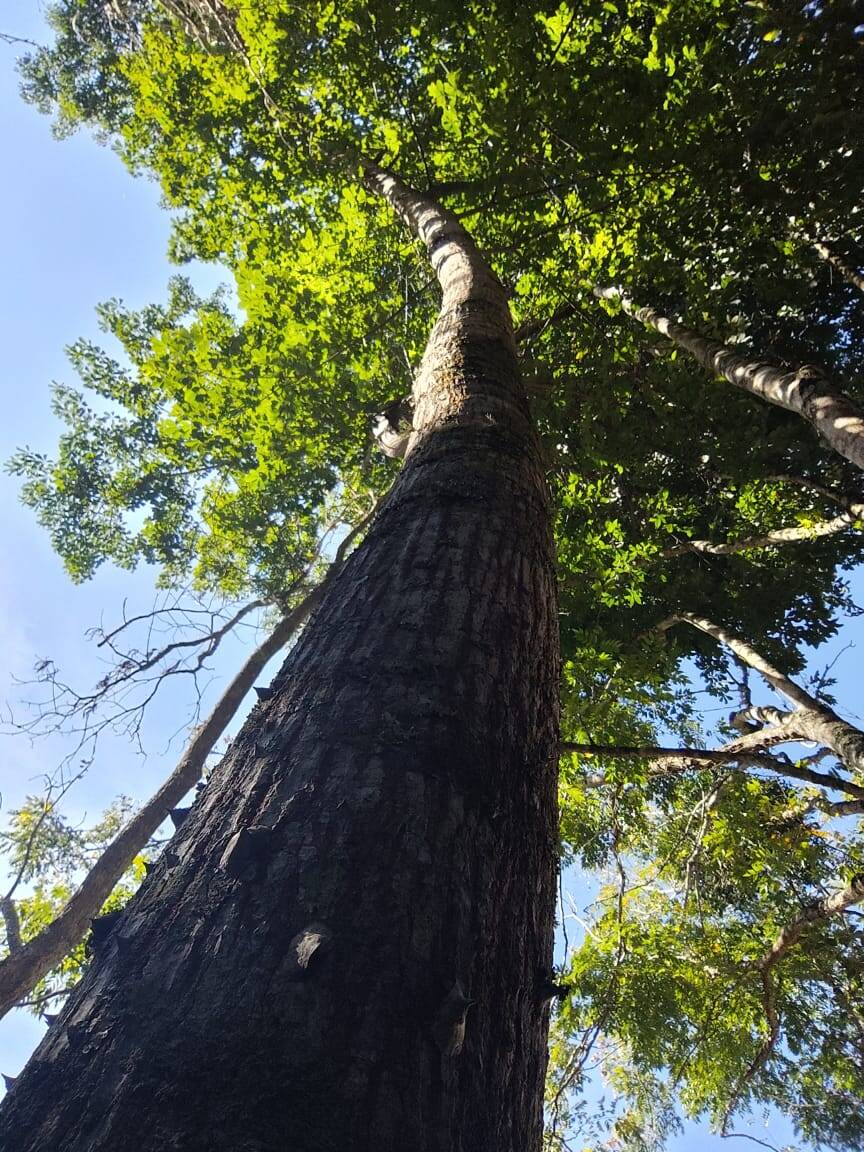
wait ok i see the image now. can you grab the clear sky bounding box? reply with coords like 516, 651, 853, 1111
1, 10, 862, 1151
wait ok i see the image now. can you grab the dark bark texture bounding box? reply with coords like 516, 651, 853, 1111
0, 537, 365, 1021
0, 177, 560, 1152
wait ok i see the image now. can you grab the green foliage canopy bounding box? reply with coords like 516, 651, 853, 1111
6, 0, 864, 1146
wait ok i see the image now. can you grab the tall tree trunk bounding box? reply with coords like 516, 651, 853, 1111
0, 169, 560, 1152
595, 286, 864, 471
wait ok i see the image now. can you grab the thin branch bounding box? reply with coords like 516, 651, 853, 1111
514, 300, 581, 344
4, 770, 85, 901
0, 31, 41, 50
95, 598, 266, 680
721, 1131, 785, 1152
560, 741, 864, 799
657, 614, 829, 711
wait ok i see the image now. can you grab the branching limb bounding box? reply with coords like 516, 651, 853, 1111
7, 592, 272, 765
658, 614, 864, 774
761, 876, 864, 972
0, 31, 41, 49
560, 741, 864, 799
6, 502, 365, 765
723, 875, 864, 1129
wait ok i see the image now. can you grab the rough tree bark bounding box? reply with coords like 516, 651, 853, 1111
0, 507, 376, 1021
0, 166, 560, 1152
594, 286, 864, 471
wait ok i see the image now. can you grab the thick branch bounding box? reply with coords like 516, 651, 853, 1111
811, 240, 864, 297
761, 875, 864, 973
662, 512, 861, 558
0, 898, 22, 955
659, 614, 820, 709
595, 286, 864, 472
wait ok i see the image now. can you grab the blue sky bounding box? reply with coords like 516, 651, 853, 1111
1, 10, 862, 1151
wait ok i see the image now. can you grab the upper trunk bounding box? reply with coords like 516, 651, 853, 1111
0, 171, 560, 1152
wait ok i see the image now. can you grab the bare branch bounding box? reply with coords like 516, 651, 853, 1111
0, 31, 41, 50
94, 598, 266, 680
721, 1129, 785, 1152
6, 591, 274, 767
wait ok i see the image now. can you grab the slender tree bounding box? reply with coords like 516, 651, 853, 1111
595, 286, 864, 471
